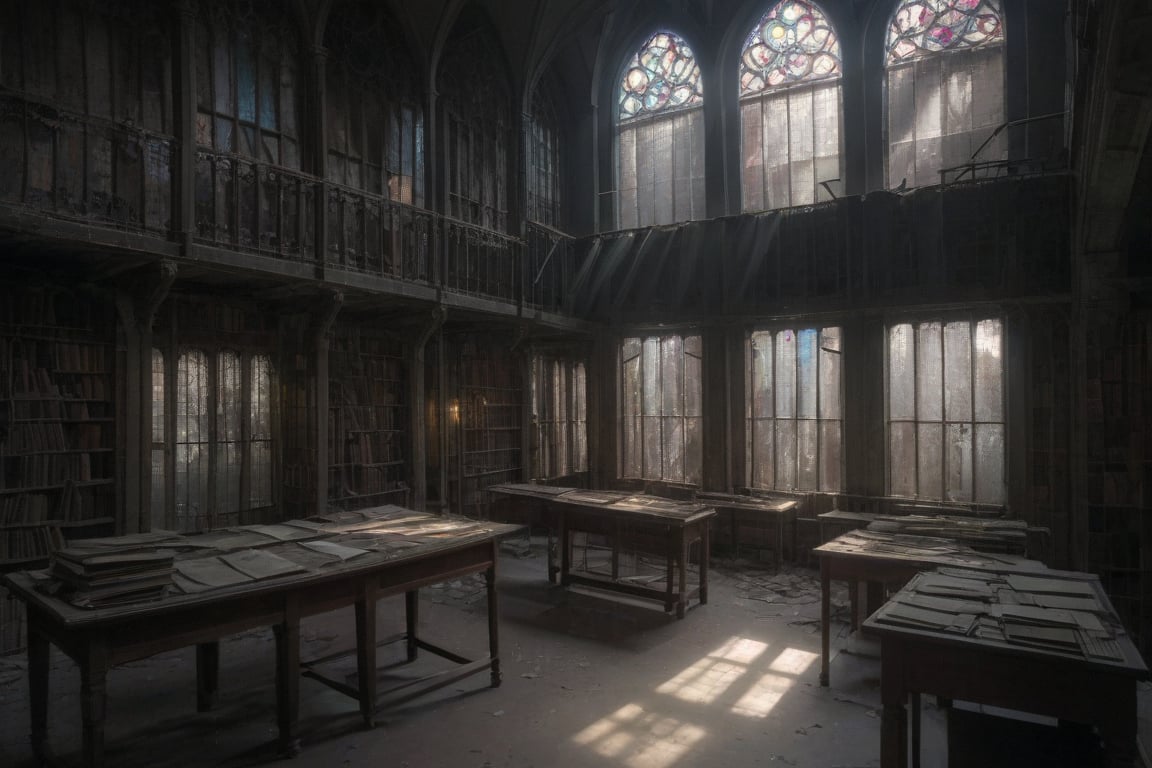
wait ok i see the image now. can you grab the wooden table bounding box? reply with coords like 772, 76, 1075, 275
813, 530, 1044, 686
2, 507, 518, 767
695, 491, 798, 569
488, 484, 715, 618
864, 568, 1148, 768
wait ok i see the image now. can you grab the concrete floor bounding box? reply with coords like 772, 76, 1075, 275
0, 538, 1146, 768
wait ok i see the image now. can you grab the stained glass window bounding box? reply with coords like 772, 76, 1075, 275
887, 0, 1004, 63
619, 32, 703, 121
616, 31, 705, 228
885, 0, 1006, 188
619, 334, 702, 484
746, 327, 842, 492
887, 319, 1004, 504
324, 1, 424, 206
439, 17, 510, 231
740, 1, 842, 211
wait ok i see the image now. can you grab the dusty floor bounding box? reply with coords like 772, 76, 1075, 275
0, 538, 1148, 768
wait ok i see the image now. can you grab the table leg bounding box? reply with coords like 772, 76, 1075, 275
665, 528, 676, 613
559, 513, 571, 586
1100, 682, 1138, 767
546, 526, 557, 583
405, 589, 419, 662
28, 623, 49, 761
820, 557, 831, 686
196, 641, 220, 712
910, 692, 921, 768
274, 598, 301, 757
850, 580, 861, 629
776, 514, 784, 572
866, 581, 886, 619
611, 519, 621, 581
486, 557, 502, 687
880, 640, 908, 768
700, 524, 710, 605
80, 635, 109, 768
677, 528, 689, 619
357, 582, 379, 728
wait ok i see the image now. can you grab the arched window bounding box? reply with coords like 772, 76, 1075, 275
885, 0, 1005, 188
324, 1, 424, 206
438, 15, 510, 231
739, 1, 842, 211
616, 31, 705, 229
527, 73, 564, 228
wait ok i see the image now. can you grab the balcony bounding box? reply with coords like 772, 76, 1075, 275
0, 94, 174, 237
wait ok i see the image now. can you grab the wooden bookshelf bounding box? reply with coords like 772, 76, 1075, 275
328, 328, 409, 510
449, 335, 523, 520
0, 285, 116, 570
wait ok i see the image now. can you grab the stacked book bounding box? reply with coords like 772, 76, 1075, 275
866, 514, 1029, 554
51, 548, 175, 608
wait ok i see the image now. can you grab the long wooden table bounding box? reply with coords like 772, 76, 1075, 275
864, 568, 1148, 767
2, 507, 518, 767
488, 484, 715, 618
813, 530, 1044, 686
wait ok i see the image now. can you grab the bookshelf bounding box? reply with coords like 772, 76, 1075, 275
450, 335, 523, 519
0, 284, 116, 652
328, 327, 409, 510
0, 285, 117, 570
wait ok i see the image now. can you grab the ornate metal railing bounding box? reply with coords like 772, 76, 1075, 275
442, 217, 521, 303
524, 221, 576, 314
325, 183, 435, 284
0, 94, 175, 235
194, 150, 317, 262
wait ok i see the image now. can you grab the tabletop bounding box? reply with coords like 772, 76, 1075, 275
3, 506, 519, 627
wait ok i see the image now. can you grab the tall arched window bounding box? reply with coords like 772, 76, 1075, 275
885, 0, 1005, 188
616, 31, 705, 229
740, 1, 842, 211
324, 1, 424, 206
438, 14, 510, 231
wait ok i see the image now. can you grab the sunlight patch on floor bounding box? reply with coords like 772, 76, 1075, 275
571, 702, 707, 767
654, 637, 769, 704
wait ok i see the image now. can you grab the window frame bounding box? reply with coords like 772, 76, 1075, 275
530, 355, 588, 481
882, 0, 1008, 188
884, 316, 1006, 505
745, 325, 843, 492
615, 29, 706, 229
617, 332, 703, 485
151, 345, 277, 531
738, 0, 845, 211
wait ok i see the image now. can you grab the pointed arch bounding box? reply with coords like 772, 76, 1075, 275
739, 1, 843, 211
616, 30, 705, 229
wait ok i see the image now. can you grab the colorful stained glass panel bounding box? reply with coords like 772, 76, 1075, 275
740, 1, 841, 95
619, 31, 702, 121
887, 0, 1003, 64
